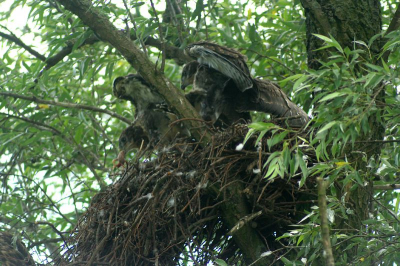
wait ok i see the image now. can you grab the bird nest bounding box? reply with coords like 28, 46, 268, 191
59, 124, 316, 265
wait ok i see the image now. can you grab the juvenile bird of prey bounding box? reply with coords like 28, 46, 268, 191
115, 108, 192, 167
115, 123, 149, 167
113, 73, 191, 139
181, 61, 251, 126
113, 74, 191, 165
113, 74, 165, 117
251, 79, 310, 127
185, 41, 253, 92
181, 60, 309, 127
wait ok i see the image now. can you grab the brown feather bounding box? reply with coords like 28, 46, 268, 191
185, 41, 253, 91
181, 61, 251, 127
250, 79, 310, 127
113, 74, 191, 162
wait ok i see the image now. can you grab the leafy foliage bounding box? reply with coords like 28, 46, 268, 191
0, 0, 399, 265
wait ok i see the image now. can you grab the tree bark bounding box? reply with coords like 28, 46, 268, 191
300, 0, 384, 261
301, 0, 381, 69
209, 182, 271, 266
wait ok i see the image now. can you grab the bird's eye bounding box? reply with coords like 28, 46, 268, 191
121, 136, 127, 143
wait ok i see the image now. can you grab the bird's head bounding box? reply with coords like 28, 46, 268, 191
118, 124, 149, 153
114, 125, 149, 167
181, 61, 200, 90
113, 75, 132, 101
113, 74, 156, 105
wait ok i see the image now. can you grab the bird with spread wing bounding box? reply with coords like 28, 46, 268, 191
185, 41, 253, 92
181, 61, 251, 127
182, 41, 310, 128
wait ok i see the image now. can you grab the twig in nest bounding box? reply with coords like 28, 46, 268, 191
87, 203, 117, 265
228, 211, 262, 235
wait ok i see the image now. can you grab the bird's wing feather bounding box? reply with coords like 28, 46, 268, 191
187, 46, 253, 92
254, 79, 309, 127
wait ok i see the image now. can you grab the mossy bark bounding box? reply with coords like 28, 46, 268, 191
301, 0, 381, 69
300, 0, 384, 261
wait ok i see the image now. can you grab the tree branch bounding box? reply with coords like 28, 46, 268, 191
35, 221, 68, 244
55, 0, 210, 145
386, 3, 400, 35
374, 184, 400, 190
150, 0, 166, 72
122, 0, 148, 55
0, 30, 46, 61
0, 91, 132, 125
355, 139, 400, 144
208, 182, 271, 266
0, 112, 62, 135
163, 0, 185, 44
44, 35, 100, 70
143, 36, 192, 65
382, 3, 400, 61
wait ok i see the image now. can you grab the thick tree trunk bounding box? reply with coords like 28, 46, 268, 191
301, 0, 381, 69
300, 0, 384, 261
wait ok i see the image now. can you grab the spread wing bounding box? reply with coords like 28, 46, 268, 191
182, 62, 251, 126
252, 79, 309, 127
185, 41, 253, 92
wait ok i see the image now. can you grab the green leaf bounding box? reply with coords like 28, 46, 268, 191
279, 73, 304, 84
319, 92, 347, 102
317, 121, 338, 135
75, 125, 85, 144
313, 33, 344, 54
248, 122, 277, 131
364, 73, 384, 89
191, 0, 204, 19
267, 131, 289, 149
214, 259, 228, 266
293, 74, 310, 92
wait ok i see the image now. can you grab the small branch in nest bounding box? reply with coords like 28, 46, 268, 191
228, 211, 262, 235
232, 149, 273, 157
87, 204, 116, 265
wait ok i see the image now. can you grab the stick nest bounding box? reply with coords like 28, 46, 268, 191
59, 124, 316, 265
